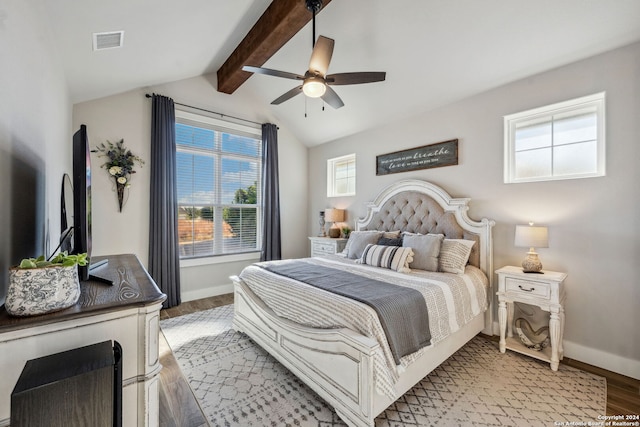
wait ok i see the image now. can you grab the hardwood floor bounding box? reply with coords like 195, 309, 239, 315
563, 358, 640, 416
159, 293, 234, 321
159, 294, 234, 427
158, 331, 208, 427
158, 295, 639, 426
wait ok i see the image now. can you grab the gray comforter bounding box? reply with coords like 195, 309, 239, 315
262, 261, 431, 364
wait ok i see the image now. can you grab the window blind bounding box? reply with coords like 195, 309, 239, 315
175, 112, 262, 259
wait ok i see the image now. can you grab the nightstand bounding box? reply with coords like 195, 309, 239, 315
309, 236, 348, 257
496, 266, 567, 371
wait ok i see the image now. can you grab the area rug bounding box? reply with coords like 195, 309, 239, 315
160, 305, 606, 427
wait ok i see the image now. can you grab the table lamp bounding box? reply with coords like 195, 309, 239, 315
514, 223, 548, 273
324, 208, 345, 238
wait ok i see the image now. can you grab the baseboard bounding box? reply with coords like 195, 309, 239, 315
181, 283, 234, 303
563, 340, 640, 380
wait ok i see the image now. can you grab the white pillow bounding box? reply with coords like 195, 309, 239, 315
402, 233, 444, 272
438, 239, 475, 274
357, 244, 414, 273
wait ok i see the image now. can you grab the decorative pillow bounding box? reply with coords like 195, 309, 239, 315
377, 236, 403, 246
381, 230, 401, 239
402, 233, 444, 272
357, 244, 414, 273
342, 230, 378, 253
438, 239, 476, 274
344, 231, 384, 259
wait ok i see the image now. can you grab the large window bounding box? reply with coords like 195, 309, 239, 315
504, 92, 605, 183
176, 110, 262, 259
327, 153, 356, 197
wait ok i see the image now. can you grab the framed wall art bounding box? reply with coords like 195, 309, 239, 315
376, 139, 458, 176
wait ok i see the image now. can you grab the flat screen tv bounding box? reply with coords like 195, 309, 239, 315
72, 124, 92, 281
59, 174, 74, 253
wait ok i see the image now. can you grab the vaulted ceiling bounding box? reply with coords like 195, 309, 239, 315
41, 0, 640, 146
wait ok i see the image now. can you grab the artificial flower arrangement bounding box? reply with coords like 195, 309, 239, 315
92, 139, 144, 212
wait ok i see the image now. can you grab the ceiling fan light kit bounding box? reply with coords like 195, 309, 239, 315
242, 0, 386, 110
302, 77, 326, 98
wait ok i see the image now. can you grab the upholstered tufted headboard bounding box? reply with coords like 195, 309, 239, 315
356, 180, 494, 274
361, 190, 481, 267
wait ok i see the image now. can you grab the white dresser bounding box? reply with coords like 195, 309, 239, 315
0, 254, 166, 427
308, 237, 348, 257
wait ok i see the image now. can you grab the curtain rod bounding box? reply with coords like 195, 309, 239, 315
145, 93, 263, 127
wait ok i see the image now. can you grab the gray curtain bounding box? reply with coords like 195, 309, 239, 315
260, 123, 281, 261
149, 94, 181, 308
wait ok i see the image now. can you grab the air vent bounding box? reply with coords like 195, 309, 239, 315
92, 31, 124, 51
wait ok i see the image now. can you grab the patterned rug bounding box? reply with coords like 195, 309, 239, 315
160, 305, 606, 427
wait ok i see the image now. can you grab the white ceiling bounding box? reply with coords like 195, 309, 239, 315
42, 0, 640, 146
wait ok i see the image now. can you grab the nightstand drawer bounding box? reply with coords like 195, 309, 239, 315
312, 242, 336, 255
505, 277, 550, 298
309, 237, 348, 257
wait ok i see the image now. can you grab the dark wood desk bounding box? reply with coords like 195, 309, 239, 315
0, 254, 166, 427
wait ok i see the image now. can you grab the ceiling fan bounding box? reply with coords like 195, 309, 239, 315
242, 0, 386, 109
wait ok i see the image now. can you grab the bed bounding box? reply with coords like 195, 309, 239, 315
231, 179, 495, 427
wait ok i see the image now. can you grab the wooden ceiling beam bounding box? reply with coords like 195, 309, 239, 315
217, 0, 332, 94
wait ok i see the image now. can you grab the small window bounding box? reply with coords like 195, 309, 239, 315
504, 92, 605, 183
327, 154, 356, 197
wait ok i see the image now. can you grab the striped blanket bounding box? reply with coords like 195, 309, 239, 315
238, 255, 488, 398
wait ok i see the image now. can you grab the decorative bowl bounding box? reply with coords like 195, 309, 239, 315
514, 317, 549, 351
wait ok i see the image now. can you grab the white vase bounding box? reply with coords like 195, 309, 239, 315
5, 265, 81, 316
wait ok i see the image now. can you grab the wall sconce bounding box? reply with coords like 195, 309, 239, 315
515, 222, 549, 273
324, 208, 345, 238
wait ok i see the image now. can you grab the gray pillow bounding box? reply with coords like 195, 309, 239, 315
402, 233, 444, 271
377, 236, 403, 246
381, 230, 401, 239
345, 231, 384, 259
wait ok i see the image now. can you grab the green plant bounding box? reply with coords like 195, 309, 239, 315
18, 252, 88, 269
341, 226, 352, 237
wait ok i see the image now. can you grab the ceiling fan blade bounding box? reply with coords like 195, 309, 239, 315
325, 72, 386, 85
271, 86, 303, 105
321, 85, 344, 109
308, 36, 334, 76
242, 66, 304, 81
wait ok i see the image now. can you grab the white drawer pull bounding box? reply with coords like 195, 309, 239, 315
518, 285, 535, 292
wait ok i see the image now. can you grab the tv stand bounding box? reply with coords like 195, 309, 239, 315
87, 259, 113, 285
90, 259, 109, 270
0, 254, 166, 427
87, 274, 114, 285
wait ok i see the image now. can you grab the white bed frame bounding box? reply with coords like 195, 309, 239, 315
231, 180, 495, 427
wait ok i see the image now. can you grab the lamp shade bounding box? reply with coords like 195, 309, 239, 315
324, 208, 345, 223
515, 224, 549, 248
